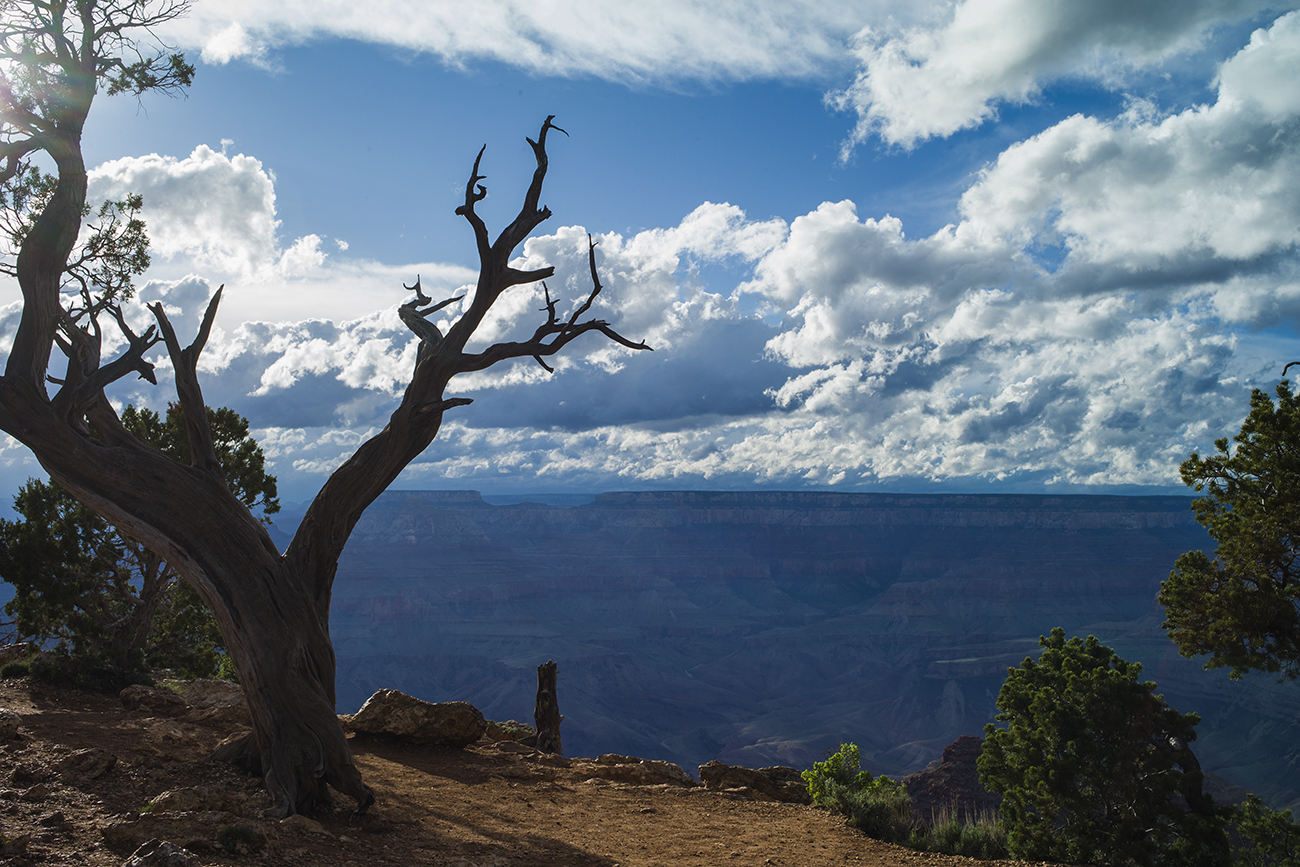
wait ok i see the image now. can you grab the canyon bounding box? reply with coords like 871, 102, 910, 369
284, 490, 1300, 810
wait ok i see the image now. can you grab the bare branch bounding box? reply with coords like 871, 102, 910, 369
148, 286, 222, 477
397, 275, 464, 351
456, 234, 650, 374
453, 146, 490, 262
415, 396, 473, 416
494, 115, 565, 258
441, 117, 568, 355
459, 318, 651, 373
561, 235, 605, 333
539, 282, 559, 324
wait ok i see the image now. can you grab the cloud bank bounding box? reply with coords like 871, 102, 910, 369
4, 4, 1298, 502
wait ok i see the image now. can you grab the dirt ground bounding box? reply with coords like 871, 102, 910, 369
0, 676, 1060, 867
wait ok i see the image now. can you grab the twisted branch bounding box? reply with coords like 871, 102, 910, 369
148, 286, 222, 477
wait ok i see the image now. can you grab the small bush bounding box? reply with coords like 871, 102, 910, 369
839, 776, 914, 843
214, 651, 239, 683
803, 742, 873, 806
803, 744, 914, 844
30, 648, 152, 692
1, 660, 29, 678
908, 805, 1007, 860
805, 744, 1009, 860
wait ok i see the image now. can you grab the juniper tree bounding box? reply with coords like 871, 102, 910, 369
978, 629, 1227, 867
1161, 380, 1300, 680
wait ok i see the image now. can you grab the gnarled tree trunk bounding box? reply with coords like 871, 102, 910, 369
0, 0, 647, 817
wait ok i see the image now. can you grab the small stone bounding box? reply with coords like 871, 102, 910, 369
0, 708, 21, 739
697, 761, 809, 804
20, 782, 51, 801
102, 810, 244, 852
0, 832, 31, 856
9, 763, 39, 786
122, 838, 198, 867
574, 756, 697, 788
483, 719, 537, 742
57, 747, 116, 783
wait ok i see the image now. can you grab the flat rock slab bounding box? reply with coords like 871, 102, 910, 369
698, 760, 810, 803
572, 754, 698, 788
120, 685, 188, 715
345, 689, 485, 747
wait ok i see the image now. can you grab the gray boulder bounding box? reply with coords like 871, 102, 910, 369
345, 689, 485, 747
0, 643, 33, 667
181, 680, 251, 727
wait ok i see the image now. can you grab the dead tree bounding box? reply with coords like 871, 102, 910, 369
0, 0, 648, 817
534, 660, 562, 755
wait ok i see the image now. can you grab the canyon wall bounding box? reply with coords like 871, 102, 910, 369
318, 490, 1300, 809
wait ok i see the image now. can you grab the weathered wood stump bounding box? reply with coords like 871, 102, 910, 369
534, 660, 562, 755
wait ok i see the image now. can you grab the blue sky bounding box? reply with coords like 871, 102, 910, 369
3, 0, 1300, 504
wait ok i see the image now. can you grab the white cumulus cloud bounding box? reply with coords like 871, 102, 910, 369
832, 0, 1298, 149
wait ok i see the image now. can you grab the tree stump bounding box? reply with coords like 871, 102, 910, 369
534, 660, 562, 755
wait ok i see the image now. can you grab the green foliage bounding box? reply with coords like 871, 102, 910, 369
1232, 795, 1300, 867
0, 661, 29, 678
29, 647, 152, 692
1161, 381, 1300, 681
0, 404, 276, 680
840, 776, 914, 845
803, 743, 913, 845
803, 742, 872, 805
906, 807, 1007, 860
0, 0, 195, 107
0, 477, 116, 651
803, 743, 1007, 858
0, 165, 150, 305
979, 628, 1229, 867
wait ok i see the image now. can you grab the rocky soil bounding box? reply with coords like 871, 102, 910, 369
0, 675, 1064, 867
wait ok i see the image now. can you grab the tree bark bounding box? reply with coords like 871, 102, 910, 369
21, 424, 372, 815
534, 660, 562, 756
